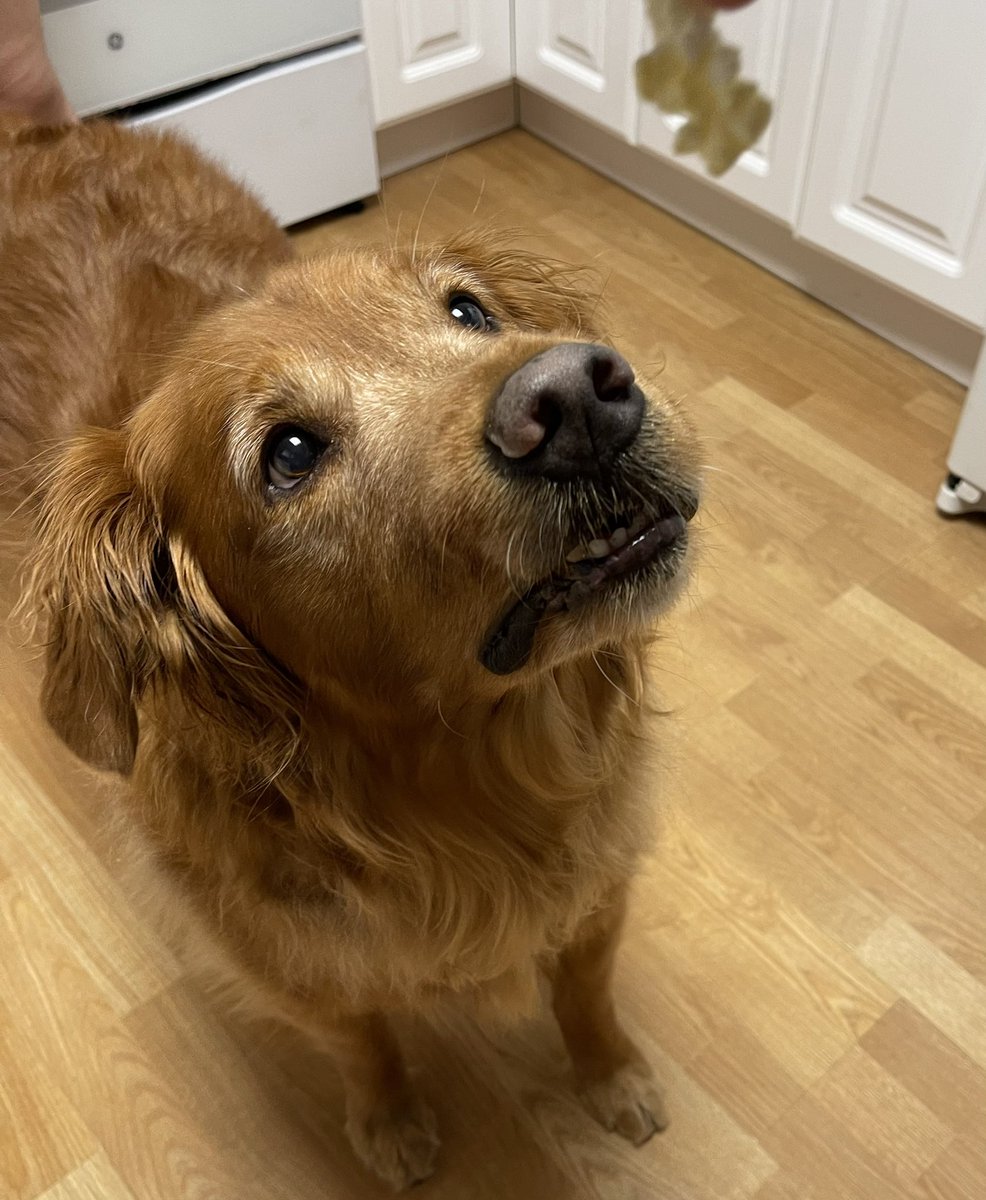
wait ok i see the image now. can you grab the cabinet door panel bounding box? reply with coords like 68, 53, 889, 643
515, 0, 639, 138
364, 0, 512, 126
636, 0, 834, 224
799, 0, 986, 325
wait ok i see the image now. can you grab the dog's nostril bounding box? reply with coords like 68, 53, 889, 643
532, 392, 563, 446
591, 352, 635, 404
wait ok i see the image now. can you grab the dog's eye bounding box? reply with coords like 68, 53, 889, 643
266, 427, 326, 490
449, 293, 496, 332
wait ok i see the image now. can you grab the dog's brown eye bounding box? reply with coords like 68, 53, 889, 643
266, 427, 326, 491
449, 293, 495, 332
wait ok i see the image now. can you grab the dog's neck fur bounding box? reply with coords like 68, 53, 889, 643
153, 640, 650, 825
133, 645, 654, 1012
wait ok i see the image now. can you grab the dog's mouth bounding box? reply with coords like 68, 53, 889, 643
480, 498, 692, 676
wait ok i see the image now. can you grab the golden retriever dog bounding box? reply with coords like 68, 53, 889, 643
1, 114, 700, 1189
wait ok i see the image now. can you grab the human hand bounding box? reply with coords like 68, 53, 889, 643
0, 52, 75, 123
0, 0, 75, 124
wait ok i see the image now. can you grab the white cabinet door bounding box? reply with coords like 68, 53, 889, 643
636, 0, 834, 224
363, 0, 512, 126
514, 0, 640, 139
799, 0, 986, 326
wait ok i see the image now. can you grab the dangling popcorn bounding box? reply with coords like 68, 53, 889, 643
636, 0, 772, 177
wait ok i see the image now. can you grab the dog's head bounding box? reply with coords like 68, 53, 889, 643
31, 239, 701, 771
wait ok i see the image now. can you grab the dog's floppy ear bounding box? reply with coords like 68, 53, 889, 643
28, 427, 162, 774
28, 425, 302, 776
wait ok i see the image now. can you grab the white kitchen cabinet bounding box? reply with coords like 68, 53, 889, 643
362, 0, 512, 126
514, 0, 641, 140
799, 0, 986, 326
41, 0, 360, 117
635, 0, 834, 224
128, 45, 378, 228
42, 0, 377, 226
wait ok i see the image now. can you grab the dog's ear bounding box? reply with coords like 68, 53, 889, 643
28, 425, 302, 776
28, 428, 162, 773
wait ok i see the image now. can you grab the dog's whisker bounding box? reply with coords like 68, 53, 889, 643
591, 651, 639, 706
585, 268, 613, 331
471, 176, 487, 217
503, 528, 526, 603
411, 154, 450, 264
376, 186, 396, 246
438, 523, 453, 589
132, 350, 255, 375
436, 697, 467, 739
387, 208, 404, 254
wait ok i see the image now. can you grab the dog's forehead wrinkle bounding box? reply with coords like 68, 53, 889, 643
293, 249, 440, 309
287, 247, 573, 343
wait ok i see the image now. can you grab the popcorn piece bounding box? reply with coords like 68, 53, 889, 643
637, 0, 772, 177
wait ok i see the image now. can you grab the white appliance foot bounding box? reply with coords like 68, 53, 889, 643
937, 474, 986, 516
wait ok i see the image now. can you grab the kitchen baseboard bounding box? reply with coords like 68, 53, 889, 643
376, 84, 517, 179
519, 87, 982, 386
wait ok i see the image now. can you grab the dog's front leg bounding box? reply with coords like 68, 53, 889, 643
283, 1001, 439, 1189
550, 885, 668, 1144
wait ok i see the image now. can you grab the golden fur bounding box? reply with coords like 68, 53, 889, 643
2, 114, 701, 1188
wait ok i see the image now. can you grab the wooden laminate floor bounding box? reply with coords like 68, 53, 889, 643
3, 130, 985, 1200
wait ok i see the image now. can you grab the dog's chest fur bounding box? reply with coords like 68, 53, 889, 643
131, 663, 653, 1018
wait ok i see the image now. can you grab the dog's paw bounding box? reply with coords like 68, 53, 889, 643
579, 1064, 669, 1146
346, 1097, 440, 1191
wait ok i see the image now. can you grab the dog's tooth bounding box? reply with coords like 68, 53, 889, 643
629, 513, 647, 537
588, 538, 611, 559
609, 526, 629, 549
566, 544, 589, 563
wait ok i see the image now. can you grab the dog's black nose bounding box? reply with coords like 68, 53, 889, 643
487, 344, 644, 482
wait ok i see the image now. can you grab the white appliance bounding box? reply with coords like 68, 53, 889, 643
938, 364, 986, 516
41, 0, 379, 226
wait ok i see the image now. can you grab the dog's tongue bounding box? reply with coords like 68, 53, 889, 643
479, 512, 688, 675
480, 582, 557, 675
480, 573, 598, 675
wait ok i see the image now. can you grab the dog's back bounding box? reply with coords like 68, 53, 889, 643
0, 115, 290, 487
